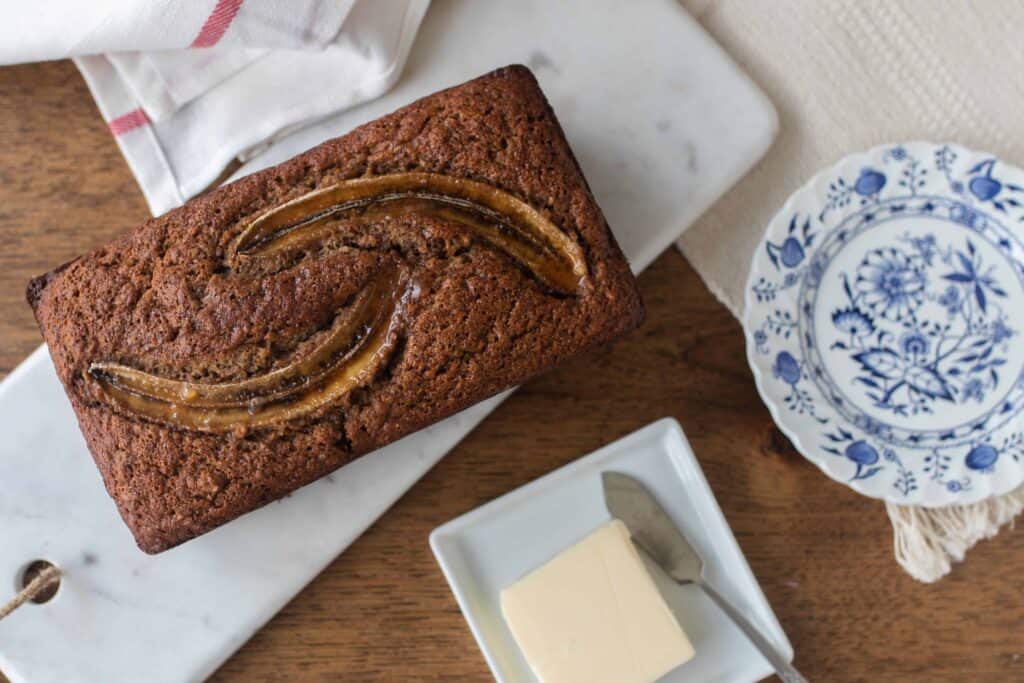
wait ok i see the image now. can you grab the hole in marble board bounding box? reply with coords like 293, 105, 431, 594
17, 559, 60, 604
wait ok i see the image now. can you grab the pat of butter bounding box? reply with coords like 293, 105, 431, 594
500, 519, 695, 683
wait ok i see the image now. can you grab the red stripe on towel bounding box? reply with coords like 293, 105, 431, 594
108, 108, 150, 136
191, 0, 245, 48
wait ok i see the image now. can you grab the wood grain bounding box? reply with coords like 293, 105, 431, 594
1, 60, 1022, 683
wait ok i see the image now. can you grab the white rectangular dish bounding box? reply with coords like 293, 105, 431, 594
430, 418, 793, 683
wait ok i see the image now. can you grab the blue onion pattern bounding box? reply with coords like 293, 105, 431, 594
749, 143, 1024, 502
773, 351, 801, 385
965, 444, 999, 471
854, 168, 886, 196
845, 440, 879, 465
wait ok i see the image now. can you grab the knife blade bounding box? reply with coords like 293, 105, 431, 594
601, 471, 703, 584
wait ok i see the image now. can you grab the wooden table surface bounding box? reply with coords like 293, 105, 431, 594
1, 60, 1022, 683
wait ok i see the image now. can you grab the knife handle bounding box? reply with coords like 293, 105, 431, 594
699, 581, 808, 683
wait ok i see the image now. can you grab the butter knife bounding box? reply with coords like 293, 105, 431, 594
602, 471, 807, 683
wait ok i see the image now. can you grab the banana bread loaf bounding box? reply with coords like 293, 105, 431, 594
27, 65, 644, 553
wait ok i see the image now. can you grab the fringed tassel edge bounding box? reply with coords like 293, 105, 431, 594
887, 486, 1024, 582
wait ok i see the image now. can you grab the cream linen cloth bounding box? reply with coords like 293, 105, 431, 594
676, 0, 1024, 582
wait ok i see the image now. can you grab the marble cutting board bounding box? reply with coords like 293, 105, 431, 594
0, 1, 777, 681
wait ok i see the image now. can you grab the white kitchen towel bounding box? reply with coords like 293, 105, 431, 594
12, 1, 358, 124
0, 1, 359, 63
676, 0, 1024, 582
62, 0, 429, 215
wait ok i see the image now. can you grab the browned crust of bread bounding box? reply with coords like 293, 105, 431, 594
28, 65, 644, 553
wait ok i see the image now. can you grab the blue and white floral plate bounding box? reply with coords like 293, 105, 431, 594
745, 142, 1024, 506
